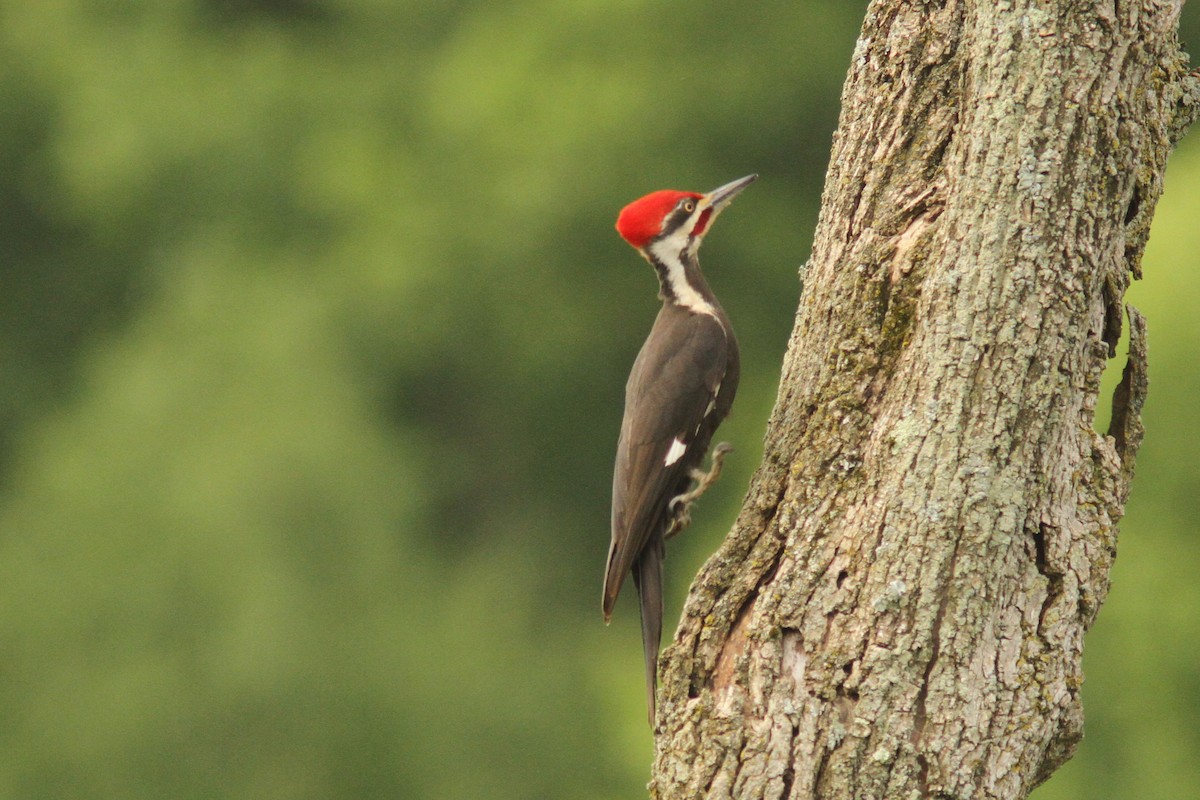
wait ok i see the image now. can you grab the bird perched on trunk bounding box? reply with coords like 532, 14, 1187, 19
603, 174, 756, 724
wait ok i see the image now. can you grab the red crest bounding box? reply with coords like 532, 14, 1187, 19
615, 190, 701, 248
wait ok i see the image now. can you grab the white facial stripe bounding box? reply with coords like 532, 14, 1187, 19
648, 231, 717, 317
664, 437, 688, 466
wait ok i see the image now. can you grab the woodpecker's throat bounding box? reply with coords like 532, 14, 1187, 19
646, 236, 718, 319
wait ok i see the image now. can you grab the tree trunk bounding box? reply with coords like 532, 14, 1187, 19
652, 2, 1198, 798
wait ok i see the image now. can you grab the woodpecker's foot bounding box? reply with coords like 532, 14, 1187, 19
665, 442, 733, 540
664, 511, 690, 540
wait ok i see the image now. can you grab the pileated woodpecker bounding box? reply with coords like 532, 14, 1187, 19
603, 174, 756, 723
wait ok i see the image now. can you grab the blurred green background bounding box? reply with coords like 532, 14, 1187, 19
0, 2, 1195, 798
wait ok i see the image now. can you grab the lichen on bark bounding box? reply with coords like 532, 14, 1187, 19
651, 2, 1198, 798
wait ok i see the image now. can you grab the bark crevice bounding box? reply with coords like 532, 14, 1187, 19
1107, 304, 1148, 477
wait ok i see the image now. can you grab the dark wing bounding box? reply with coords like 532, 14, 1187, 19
603, 308, 729, 619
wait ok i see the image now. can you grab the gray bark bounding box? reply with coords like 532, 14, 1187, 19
652, 2, 1198, 798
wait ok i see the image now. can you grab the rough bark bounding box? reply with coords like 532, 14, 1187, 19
652, 2, 1198, 798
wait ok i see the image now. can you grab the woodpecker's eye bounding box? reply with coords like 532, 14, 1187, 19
682, 200, 696, 213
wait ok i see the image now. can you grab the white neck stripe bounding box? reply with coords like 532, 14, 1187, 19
648, 233, 716, 318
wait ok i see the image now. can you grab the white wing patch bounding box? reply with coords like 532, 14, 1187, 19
664, 437, 688, 466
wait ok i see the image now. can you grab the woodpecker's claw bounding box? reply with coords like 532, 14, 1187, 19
664, 510, 690, 540
669, 442, 733, 510
665, 443, 733, 540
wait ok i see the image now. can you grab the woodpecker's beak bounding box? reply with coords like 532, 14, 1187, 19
700, 174, 758, 215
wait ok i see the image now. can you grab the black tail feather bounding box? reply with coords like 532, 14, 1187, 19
632, 534, 664, 725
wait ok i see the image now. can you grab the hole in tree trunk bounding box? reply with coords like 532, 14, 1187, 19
1124, 184, 1142, 224
1092, 309, 1131, 436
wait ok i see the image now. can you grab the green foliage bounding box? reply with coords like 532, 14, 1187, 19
0, 1, 1195, 797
